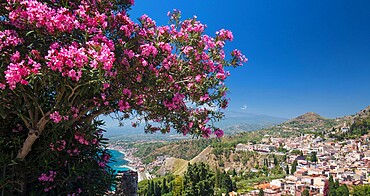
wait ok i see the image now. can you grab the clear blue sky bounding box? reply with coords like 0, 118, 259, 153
129, 0, 370, 119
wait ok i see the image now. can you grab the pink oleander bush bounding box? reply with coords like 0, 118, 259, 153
0, 0, 246, 194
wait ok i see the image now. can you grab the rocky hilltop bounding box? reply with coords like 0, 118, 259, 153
355, 105, 370, 118
286, 112, 324, 123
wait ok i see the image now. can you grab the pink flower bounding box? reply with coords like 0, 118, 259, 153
50, 111, 62, 123
124, 49, 135, 59
195, 75, 202, 82
136, 74, 142, 82
38, 171, 57, 182
122, 88, 132, 97
214, 129, 224, 138
8, 1, 79, 33
98, 161, 106, 167
45, 43, 88, 79
189, 122, 194, 128
216, 29, 234, 41
140, 43, 158, 57
74, 132, 89, 145
50, 140, 66, 151
139, 14, 156, 28
0, 30, 23, 51
10, 51, 21, 62
216, 72, 226, 80
200, 94, 210, 101
4, 61, 30, 89
118, 100, 131, 111
103, 83, 110, 90
232, 49, 248, 65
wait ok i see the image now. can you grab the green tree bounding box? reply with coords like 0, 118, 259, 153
155, 182, 161, 196
258, 189, 264, 196
147, 181, 152, 196
161, 178, 169, 195
232, 168, 237, 176
273, 155, 278, 165
220, 171, 233, 193
172, 176, 184, 196
302, 188, 310, 196
328, 175, 338, 196
147, 180, 154, 196
215, 168, 221, 188
183, 163, 214, 196
335, 185, 349, 196
353, 185, 370, 196
291, 149, 301, 155
310, 151, 318, 162
291, 160, 298, 174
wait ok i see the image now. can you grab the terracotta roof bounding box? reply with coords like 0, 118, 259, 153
256, 183, 270, 189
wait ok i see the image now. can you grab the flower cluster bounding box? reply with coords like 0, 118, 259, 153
97, 153, 111, 168
66, 148, 80, 156
75, 4, 107, 33
163, 93, 185, 111
116, 13, 136, 37
8, 0, 79, 33
86, 35, 115, 73
216, 29, 234, 41
232, 49, 248, 65
49, 111, 68, 123
74, 132, 90, 145
45, 43, 88, 81
38, 170, 57, 182
3, 51, 42, 89
0, 30, 23, 51
50, 140, 66, 151
38, 170, 57, 192
4, 60, 30, 90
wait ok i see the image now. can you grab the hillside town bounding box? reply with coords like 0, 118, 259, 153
108, 107, 370, 195
236, 133, 370, 195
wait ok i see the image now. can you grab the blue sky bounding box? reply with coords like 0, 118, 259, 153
128, 0, 370, 119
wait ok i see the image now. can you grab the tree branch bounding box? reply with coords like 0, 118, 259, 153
16, 111, 50, 161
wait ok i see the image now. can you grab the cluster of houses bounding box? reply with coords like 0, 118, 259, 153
237, 133, 370, 195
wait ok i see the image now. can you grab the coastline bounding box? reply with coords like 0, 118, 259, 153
108, 145, 150, 182
117, 150, 133, 164
107, 147, 131, 170
108, 146, 138, 170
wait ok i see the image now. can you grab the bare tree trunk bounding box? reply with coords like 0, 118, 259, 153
16, 129, 40, 161
16, 115, 49, 161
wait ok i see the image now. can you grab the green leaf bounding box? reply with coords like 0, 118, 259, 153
25, 30, 34, 37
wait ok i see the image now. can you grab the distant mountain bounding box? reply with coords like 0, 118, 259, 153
105, 111, 287, 138
268, 105, 370, 135
217, 110, 287, 134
